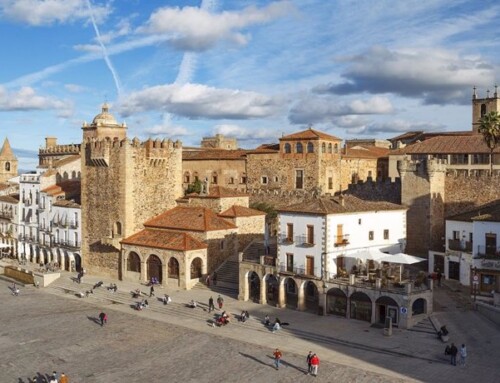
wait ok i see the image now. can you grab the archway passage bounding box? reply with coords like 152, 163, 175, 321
168, 257, 179, 279
147, 254, 162, 283
248, 272, 261, 302
376, 296, 399, 325
284, 277, 298, 309
350, 292, 372, 322
265, 274, 279, 306
412, 298, 427, 315
190, 257, 202, 279
326, 288, 347, 317
74, 253, 82, 272
304, 281, 319, 313
127, 252, 141, 273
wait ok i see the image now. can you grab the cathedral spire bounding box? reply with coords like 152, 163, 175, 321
0, 138, 16, 160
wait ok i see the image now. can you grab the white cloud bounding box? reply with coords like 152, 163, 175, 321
344, 119, 446, 136
289, 95, 393, 124
139, 1, 293, 51
213, 124, 276, 142
118, 83, 284, 120
64, 83, 87, 93
0, 0, 110, 26
0, 86, 72, 113
316, 46, 496, 105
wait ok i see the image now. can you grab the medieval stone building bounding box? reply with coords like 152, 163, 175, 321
0, 138, 18, 183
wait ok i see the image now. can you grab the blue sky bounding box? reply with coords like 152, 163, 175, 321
1, 0, 499, 170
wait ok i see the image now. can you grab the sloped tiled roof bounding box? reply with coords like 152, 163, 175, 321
447, 199, 500, 222
218, 205, 266, 218
0, 194, 19, 203
41, 180, 81, 200
342, 146, 389, 159
144, 206, 237, 232
121, 229, 208, 251
278, 194, 406, 215
0, 183, 10, 191
390, 134, 496, 155
280, 128, 341, 141
53, 199, 80, 208
53, 154, 81, 167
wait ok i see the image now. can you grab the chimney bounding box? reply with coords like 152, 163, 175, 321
338, 194, 345, 207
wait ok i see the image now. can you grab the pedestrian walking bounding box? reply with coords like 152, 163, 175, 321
150, 285, 155, 297
206, 274, 210, 287
213, 271, 218, 286
217, 295, 224, 309
450, 343, 458, 366
437, 268, 442, 287
99, 312, 107, 327
311, 353, 320, 376
273, 348, 282, 370
208, 296, 215, 313
306, 351, 313, 375
459, 344, 467, 366
59, 372, 68, 383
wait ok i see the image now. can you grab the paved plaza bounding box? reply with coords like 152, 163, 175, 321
1, 274, 499, 383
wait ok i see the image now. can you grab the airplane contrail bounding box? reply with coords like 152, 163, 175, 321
86, 0, 122, 97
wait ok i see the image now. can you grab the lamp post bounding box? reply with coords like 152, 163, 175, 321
473, 266, 478, 302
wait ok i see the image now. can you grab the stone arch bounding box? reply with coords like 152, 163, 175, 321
113, 221, 122, 237
127, 252, 141, 272
147, 254, 162, 283
284, 143, 291, 153
376, 296, 399, 325
64, 251, 72, 271
296, 142, 303, 154
74, 253, 82, 271
265, 274, 279, 306
326, 288, 347, 317
349, 291, 372, 322
307, 142, 314, 153
328, 143, 332, 153
248, 271, 261, 302
190, 257, 203, 279
412, 298, 427, 315
334, 143, 339, 153
302, 280, 319, 313
282, 277, 298, 309
168, 257, 180, 279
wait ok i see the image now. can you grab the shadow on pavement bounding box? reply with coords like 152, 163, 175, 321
239, 352, 274, 368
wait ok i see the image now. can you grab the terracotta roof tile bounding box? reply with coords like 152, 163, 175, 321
219, 205, 266, 218
53, 200, 80, 208
0, 183, 10, 191
121, 229, 207, 251
0, 194, 19, 203
278, 195, 406, 215
280, 128, 341, 141
52, 154, 81, 168
342, 146, 389, 159
145, 206, 237, 232
390, 134, 495, 155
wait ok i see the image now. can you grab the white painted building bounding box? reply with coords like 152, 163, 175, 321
0, 193, 20, 256
278, 195, 407, 279
429, 201, 500, 294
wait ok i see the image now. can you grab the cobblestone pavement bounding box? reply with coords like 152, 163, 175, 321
1, 274, 498, 383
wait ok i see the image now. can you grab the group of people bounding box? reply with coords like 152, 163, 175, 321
272, 349, 320, 376
216, 311, 231, 326
445, 343, 467, 366
136, 299, 149, 310
107, 283, 118, 293
32, 371, 69, 383
264, 315, 287, 333
239, 310, 250, 323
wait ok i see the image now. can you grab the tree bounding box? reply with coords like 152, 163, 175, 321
185, 179, 203, 194
478, 111, 500, 174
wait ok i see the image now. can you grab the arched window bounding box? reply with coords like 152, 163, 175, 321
481, 104, 487, 117
307, 142, 314, 153
5, 162, 10, 171
334, 143, 339, 153
328, 143, 332, 153
113, 222, 122, 237
296, 142, 303, 154
284, 143, 291, 153
321, 143, 326, 153
184, 172, 190, 184
127, 252, 141, 272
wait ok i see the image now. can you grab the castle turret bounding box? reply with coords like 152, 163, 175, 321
0, 138, 18, 183
82, 103, 127, 141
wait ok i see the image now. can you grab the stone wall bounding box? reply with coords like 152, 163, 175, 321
182, 158, 246, 191
340, 157, 379, 191
233, 215, 265, 251
346, 178, 401, 204
187, 196, 250, 213
189, 230, 238, 273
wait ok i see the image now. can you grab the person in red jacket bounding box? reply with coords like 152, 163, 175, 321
311, 353, 320, 376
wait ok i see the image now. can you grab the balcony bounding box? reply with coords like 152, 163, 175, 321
448, 239, 472, 252
279, 234, 294, 245
278, 263, 320, 278
295, 235, 314, 248
0, 210, 13, 219
334, 234, 350, 247
475, 245, 500, 259
54, 239, 81, 249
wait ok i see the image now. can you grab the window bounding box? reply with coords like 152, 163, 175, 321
328, 143, 332, 153
228, 177, 234, 184
184, 173, 190, 183
481, 103, 487, 117
384, 229, 389, 240
334, 143, 338, 153
328, 177, 333, 190
450, 154, 468, 165
307, 142, 314, 153
296, 142, 303, 153
472, 154, 490, 164
485, 233, 497, 255
295, 169, 304, 189
220, 240, 225, 250
306, 256, 315, 275
240, 176, 247, 184
369, 231, 374, 240
286, 253, 294, 272
274, 176, 279, 182
368, 170, 372, 178
261, 176, 268, 184
307, 225, 314, 245
358, 219, 362, 225
212, 175, 218, 184
322, 143, 326, 153
452, 231, 460, 240
286, 223, 293, 241
284, 143, 291, 153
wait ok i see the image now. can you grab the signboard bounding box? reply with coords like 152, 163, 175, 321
400, 307, 408, 315
473, 274, 479, 285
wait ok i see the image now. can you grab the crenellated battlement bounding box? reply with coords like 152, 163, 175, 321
39, 144, 81, 155
398, 156, 447, 175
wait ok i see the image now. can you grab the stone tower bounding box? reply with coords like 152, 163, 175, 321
0, 138, 18, 183
81, 105, 183, 278
472, 86, 500, 133
399, 156, 446, 256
